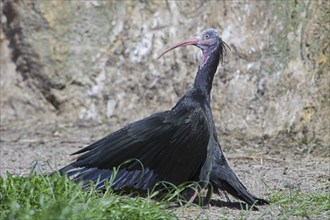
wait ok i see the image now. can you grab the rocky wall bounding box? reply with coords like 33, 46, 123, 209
1, 0, 329, 151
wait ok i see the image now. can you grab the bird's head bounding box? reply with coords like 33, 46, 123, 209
158, 28, 229, 66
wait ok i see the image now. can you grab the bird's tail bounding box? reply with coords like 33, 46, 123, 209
210, 160, 269, 206
210, 143, 269, 206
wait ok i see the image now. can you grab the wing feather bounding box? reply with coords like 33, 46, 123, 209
60, 106, 209, 190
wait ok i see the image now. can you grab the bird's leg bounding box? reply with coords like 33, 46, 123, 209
202, 183, 213, 207
188, 190, 198, 203
182, 185, 200, 204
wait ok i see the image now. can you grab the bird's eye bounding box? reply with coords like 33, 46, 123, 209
204, 34, 210, 39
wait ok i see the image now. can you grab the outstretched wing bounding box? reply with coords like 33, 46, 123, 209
59, 106, 209, 190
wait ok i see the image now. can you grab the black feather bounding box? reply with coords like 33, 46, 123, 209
210, 145, 270, 206
59, 106, 210, 190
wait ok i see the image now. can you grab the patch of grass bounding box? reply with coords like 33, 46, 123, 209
269, 189, 330, 218
0, 171, 177, 220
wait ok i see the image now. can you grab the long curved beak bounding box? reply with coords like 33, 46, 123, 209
157, 37, 201, 59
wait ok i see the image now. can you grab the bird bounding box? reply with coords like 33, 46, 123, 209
58, 28, 269, 207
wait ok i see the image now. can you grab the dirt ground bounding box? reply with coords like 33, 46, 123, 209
0, 119, 329, 219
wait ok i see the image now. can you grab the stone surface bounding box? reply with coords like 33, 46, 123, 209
1, 0, 329, 151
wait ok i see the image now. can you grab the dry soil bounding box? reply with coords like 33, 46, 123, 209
0, 119, 329, 219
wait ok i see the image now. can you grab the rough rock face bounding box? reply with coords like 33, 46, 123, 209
1, 1, 329, 151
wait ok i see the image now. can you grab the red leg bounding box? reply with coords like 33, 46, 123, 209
188, 190, 198, 203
